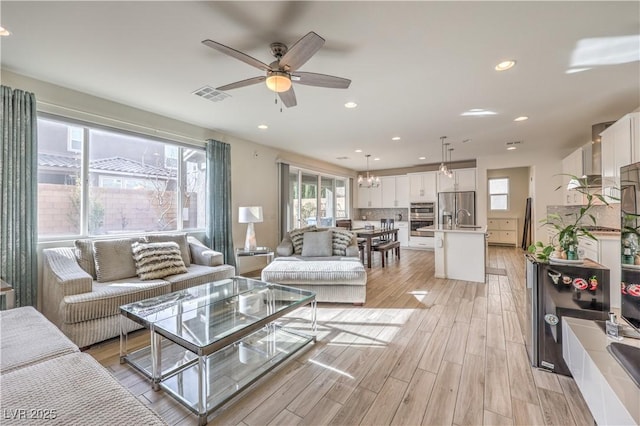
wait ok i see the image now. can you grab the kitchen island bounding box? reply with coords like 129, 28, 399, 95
432, 225, 488, 283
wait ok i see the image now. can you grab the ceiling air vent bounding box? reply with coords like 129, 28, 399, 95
506, 141, 522, 147
192, 86, 230, 102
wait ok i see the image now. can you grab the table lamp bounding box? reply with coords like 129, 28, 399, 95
238, 206, 263, 251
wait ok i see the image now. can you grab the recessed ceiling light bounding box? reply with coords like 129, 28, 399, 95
514, 116, 529, 122
345, 102, 358, 109
355, 149, 362, 153
507, 146, 517, 150
0, 26, 10, 36
392, 136, 401, 141
461, 109, 497, 116
257, 124, 268, 130
419, 156, 426, 160
495, 60, 516, 71
374, 157, 380, 161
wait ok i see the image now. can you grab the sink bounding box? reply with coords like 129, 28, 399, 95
458, 225, 482, 229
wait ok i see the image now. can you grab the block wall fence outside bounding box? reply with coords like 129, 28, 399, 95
37, 184, 196, 235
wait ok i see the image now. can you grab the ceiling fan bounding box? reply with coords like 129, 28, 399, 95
201, 31, 351, 108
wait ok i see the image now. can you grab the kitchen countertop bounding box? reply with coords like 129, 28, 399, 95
430, 225, 487, 233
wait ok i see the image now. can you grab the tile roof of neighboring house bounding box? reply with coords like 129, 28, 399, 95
38, 153, 176, 178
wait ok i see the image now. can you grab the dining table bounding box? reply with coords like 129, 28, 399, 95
354, 227, 400, 268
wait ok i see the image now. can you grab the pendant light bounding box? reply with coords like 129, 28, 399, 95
446, 146, 454, 178
358, 154, 380, 188
438, 136, 449, 175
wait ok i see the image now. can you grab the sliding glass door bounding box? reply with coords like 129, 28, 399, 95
284, 167, 350, 231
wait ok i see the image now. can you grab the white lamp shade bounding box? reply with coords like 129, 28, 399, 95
238, 206, 263, 223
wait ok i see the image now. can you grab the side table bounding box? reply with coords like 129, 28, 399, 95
0, 279, 16, 310
235, 247, 274, 277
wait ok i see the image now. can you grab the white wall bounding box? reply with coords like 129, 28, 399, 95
486, 167, 529, 228
477, 151, 564, 246
2, 70, 355, 280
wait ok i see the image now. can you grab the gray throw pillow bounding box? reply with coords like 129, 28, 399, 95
93, 238, 138, 282
301, 231, 333, 257
74, 239, 96, 279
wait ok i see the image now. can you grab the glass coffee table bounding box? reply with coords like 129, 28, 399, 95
120, 277, 316, 426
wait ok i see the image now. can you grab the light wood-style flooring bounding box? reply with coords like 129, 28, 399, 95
87, 246, 595, 425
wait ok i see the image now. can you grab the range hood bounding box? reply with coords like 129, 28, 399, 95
580, 121, 615, 186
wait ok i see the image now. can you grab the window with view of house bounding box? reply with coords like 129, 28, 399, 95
37, 115, 207, 238
489, 177, 509, 210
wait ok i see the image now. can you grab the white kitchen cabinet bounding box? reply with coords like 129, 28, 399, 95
357, 184, 382, 208
562, 148, 584, 206
397, 221, 409, 247
408, 236, 434, 249
487, 218, 518, 245
381, 175, 409, 208
578, 234, 621, 308
409, 172, 437, 202
437, 168, 476, 192
601, 112, 640, 203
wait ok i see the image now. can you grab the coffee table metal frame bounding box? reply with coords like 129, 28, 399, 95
119, 277, 316, 425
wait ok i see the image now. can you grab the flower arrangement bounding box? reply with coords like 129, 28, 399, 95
528, 174, 612, 262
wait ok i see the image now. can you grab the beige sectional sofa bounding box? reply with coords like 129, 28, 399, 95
261, 226, 367, 304
0, 306, 167, 425
42, 233, 235, 348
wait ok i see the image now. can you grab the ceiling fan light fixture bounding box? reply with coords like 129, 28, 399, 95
265, 72, 291, 93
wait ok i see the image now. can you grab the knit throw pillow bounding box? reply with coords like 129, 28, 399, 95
332, 228, 354, 256
131, 241, 187, 280
289, 225, 316, 255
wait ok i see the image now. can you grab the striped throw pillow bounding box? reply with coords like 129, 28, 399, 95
332, 229, 355, 256
131, 241, 187, 280
289, 225, 316, 255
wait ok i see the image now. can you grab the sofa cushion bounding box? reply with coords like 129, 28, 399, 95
93, 238, 138, 283
332, 229, 355, 256
132, 241, 188, 280
289, 225, 316, 255
261, 259, 367, 286
62, 278, 171, 324
146, 233, 191, 267
163, 263, 236, 292
74, 239, 96, 279
0, 307, 79, 374
0, 352, 167, 425
301, 230, 333, 257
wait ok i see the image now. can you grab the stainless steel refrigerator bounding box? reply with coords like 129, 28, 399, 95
437, 191, 475, 227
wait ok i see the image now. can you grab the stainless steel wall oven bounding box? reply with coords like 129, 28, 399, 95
410, 202, 435, 237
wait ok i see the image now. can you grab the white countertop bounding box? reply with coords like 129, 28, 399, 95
431, 225, 487, 233
563, 317, 639, 425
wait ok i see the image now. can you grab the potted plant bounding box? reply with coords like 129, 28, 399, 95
528, 174, 612, 262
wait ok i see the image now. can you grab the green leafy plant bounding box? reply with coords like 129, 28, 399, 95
528, 174, 612, 261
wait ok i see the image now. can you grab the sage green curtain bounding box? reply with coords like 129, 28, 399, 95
0, 86, 38, 307
205, 139, 235, 267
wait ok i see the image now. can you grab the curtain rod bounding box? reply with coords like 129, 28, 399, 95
36, 100, 207, 145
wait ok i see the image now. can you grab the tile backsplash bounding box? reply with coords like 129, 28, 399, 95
546, 204, 620, 229
356, 208, 409, 222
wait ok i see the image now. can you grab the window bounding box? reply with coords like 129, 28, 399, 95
67, 126, 83, 152
285, 167, 350, 230
489, 177, 509, 210
37, 115, 206, 238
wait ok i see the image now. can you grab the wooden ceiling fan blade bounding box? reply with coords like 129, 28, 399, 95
278, 87, 297, 108
293, 72, 351, 89
202, 39, 271, 72
279, 31, 325, 71
216, 76, 266, 91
